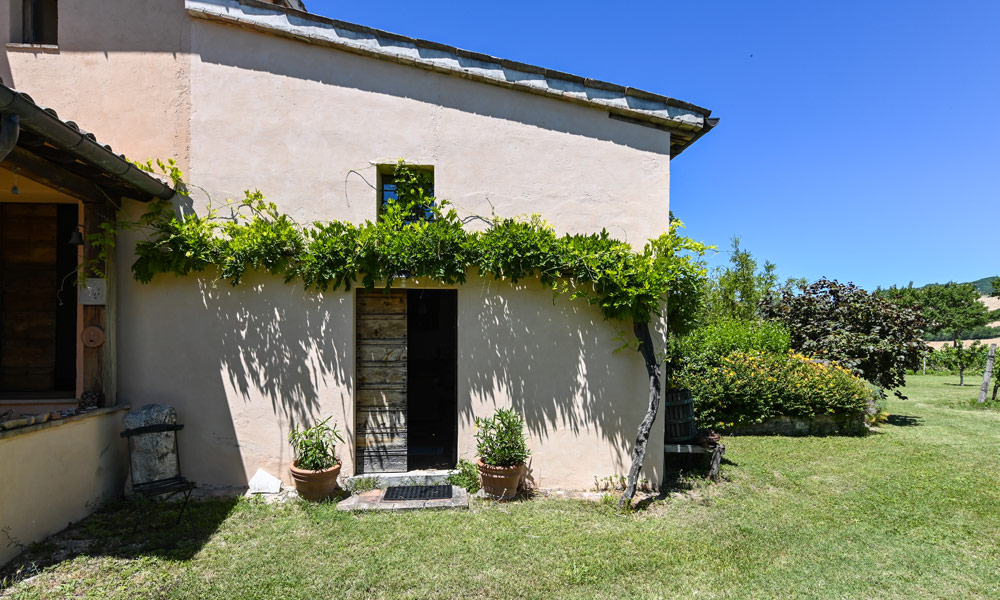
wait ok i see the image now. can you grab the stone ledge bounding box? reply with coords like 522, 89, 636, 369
731, 413, 866, 436
0, 406, 130, 442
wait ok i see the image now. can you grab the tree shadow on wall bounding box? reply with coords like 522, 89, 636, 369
196, 277, 354, 429
461, 280, 657, 485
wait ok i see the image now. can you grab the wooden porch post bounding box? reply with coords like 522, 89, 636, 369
81, 202, 115, 407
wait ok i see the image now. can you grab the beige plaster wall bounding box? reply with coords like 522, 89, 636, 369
0, 411, 128, 566
114, 262, 663, 491
185, 19, 671, 242
1, 0, 192, 170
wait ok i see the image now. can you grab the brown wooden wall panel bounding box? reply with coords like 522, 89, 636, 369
0, 369, 54, 390
356, 315, 406, 340
356, 389, 406, 410
1, 218, 59, 240
357, 365, 407, 388
356, 341, 407, 363
0, 242, 57, 264
2, 204, 57, 218
0, 203, 80, 393
356, 290, 408, 473
356, 408, 407, 433
356, 449, 408, 473
2, 287, 57, 311
1, 269, 56, 290
2, 312, 57, 339
0, 341, 56, 365
0, 203, 65, 392
357, 292, 407, 314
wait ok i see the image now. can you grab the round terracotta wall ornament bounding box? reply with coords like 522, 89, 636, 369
81, 326, 106, 348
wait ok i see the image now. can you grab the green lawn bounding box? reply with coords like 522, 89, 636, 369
4, 374, 1000, 599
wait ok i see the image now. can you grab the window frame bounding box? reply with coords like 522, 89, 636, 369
13, 0, 58, 46
376, 164, 435, 223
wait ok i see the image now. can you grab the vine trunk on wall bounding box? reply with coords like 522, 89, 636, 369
102, 160, 709, 506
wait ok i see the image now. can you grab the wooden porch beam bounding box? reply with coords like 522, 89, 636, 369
1, 146, 117, 204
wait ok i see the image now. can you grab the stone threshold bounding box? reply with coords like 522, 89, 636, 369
0, 405, 130, 442
343, 469, 457, 488
337, 486, 469, 512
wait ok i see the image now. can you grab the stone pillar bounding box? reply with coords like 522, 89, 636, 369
122, 404, 180, 490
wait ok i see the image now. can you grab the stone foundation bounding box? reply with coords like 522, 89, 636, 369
732, 413, 866, 436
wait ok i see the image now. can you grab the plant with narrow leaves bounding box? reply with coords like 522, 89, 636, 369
288, 416, 344, 471
475, 408, 530, 467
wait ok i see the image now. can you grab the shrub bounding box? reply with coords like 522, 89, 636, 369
288, 416, 344, 471
760, 278, 929, 398
674, 319, 790, 367
446, 458, 481, 493
474, 408, 530, 467
681, 351, 874, 429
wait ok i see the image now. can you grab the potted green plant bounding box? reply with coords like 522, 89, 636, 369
288, 416, 344, 501
475, 408, 530, 500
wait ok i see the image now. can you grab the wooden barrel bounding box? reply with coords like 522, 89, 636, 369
663, 389, 696, 443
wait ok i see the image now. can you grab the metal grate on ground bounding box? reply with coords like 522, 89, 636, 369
383, 485, 453, 501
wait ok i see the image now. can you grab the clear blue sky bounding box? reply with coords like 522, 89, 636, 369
306, 0, 999, 291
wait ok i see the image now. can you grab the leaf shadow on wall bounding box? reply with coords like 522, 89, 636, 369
197, 277, 354, 428
461, 279, 659, 487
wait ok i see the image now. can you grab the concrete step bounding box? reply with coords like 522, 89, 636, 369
343, 469, 457, 488
337, 485, 469, 512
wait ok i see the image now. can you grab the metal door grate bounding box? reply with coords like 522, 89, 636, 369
383, 484, 453, 501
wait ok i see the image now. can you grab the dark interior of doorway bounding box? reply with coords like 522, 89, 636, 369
0, 203, 77, 395
406, 289, 457, 470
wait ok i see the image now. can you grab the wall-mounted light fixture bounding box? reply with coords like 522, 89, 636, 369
67, 224, 85, 246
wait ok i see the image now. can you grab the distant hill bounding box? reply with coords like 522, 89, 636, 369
918, 275, 997, 295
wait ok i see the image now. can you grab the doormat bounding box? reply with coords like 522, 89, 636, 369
383, 484, 453, 501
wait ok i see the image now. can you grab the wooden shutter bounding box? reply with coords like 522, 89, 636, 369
355, 290, 407, 472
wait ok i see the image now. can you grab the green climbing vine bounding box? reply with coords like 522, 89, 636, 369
116, 160, 710, 329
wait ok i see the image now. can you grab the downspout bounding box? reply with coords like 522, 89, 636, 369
0, 83, 175, 201
0, 113, 19, 161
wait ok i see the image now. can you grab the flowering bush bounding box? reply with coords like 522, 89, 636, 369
681, 351, 873, 429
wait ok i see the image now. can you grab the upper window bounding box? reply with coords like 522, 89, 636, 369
20, 0, 57, 45
378, 165, 435, 223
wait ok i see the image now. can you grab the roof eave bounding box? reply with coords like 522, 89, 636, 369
187, 0, 716, 156
0, 81, 175, 203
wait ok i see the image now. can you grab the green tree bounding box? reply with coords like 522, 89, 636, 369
702, 237, 778, 323
935, 340, 989, 386
879, 282, 992, 341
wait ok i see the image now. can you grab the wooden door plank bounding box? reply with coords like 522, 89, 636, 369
355, 290, 408, 473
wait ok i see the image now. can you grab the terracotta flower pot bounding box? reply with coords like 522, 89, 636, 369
477, 459, 525, 500
289, 461, 342, 501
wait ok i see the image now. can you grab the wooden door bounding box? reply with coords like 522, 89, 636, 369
355, 290, 408, 472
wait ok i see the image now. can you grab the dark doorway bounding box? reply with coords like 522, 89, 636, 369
406, 289, 457, 470
0, 203, 77, 395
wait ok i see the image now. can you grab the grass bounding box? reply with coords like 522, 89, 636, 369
3, 374, 1000, 599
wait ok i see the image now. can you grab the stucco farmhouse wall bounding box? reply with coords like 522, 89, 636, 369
114, 268, 664, 491
4, 0, 675, 490
0, 411, 128, 566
